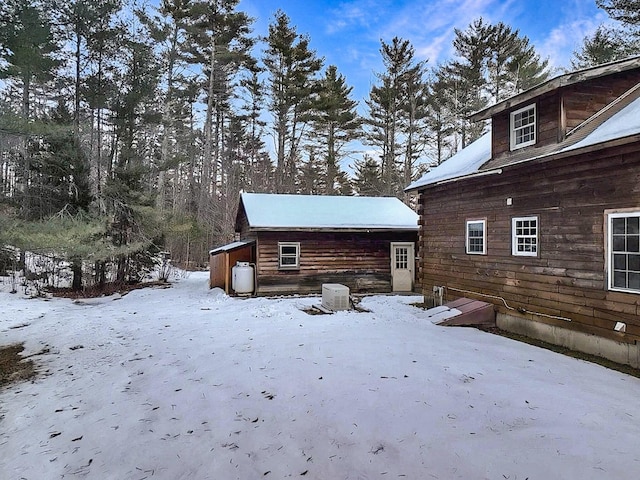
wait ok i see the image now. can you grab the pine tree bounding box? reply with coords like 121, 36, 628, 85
365, 37, 428, 198
0, 0, 61, 217
571, 25, 634, 69
425, 66, 456, 166
0, 0, 60, 119
596, 0, 640, 26
184, 0, 254, 223
106, 28, 163, 283
447, 18, 490, 148
139, 0, 193, 213
352, 155, 383, 197
485, 22, 549, 101
263, 10, 323, 193
309, 65, 360, 195
297, 147, 325, 195
238, 66, 273, 192
399, 54, 429, 199
439, 18, 550, 151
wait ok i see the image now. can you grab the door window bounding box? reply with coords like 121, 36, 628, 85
395, 246, 409, 269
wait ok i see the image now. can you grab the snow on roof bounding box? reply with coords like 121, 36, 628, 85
209, 240, 255, 255
405, 131, 492, 191
240, 193, 418, 230
562, 94, 640, 153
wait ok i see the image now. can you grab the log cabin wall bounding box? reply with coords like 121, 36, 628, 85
253, 230, 417, 296
235, 208, 256, 240
561, 71, 640, 132
417, 142, 640, 345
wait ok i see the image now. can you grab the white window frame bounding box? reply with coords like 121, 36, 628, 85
510, 103, 536, 150
278, 242, 300, 270
512, 216, 538, 257
607, 211, 640, 294
466, 219, 486, 255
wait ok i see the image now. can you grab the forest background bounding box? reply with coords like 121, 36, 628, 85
0, 0, 639, 291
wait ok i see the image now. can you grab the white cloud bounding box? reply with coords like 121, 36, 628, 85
538, 12, 611, 69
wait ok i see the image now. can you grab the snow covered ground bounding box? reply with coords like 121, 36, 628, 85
1, 272, 640, 479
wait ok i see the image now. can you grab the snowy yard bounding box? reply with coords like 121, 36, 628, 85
1, 272, 640, 479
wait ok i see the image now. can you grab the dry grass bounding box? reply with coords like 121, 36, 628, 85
0, 343, 36, 389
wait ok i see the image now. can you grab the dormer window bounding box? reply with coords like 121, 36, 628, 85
510, 104, 536, 150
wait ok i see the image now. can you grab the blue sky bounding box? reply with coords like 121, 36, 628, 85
239, 0, 611, 103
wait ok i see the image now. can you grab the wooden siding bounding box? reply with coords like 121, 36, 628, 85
417, 142, 640, 344
254, 231, 417, 296
561, 71, 640, 131
235, 207, 256, 240
209, 244, 255, 293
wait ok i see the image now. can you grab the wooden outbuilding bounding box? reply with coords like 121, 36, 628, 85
406, 57, 640, 367
208, 240, 256, 294
209, 193, 419, 296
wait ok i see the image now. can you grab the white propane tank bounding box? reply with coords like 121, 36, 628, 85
232, 261, 254, 294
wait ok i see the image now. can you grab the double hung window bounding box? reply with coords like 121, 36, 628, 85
510, 104, 536, 150
278, 242, 300, 270
466, 220, 486, 255
512, 216, 538, 256
609, 212, 640, 293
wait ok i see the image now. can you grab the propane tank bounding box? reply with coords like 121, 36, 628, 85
232, 261, 254, 294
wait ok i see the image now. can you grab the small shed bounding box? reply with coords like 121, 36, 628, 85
209, 193, 419, 296
209, 240, 256, 294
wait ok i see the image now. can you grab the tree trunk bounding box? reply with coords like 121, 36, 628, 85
71, 258, 83, 291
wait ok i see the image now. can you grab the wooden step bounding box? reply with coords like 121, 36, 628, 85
436, 298, 496, 327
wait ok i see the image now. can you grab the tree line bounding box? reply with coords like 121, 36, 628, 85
0, 0, 638, 290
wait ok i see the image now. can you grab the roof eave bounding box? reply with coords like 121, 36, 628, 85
407, 168, 503, 192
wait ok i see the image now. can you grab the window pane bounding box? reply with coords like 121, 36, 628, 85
613, 271, 627, 288
614, 253, 627, 270
629, 255, 640, 272
628, 217, 640, 235
630, 273, 640, 290
612, 235, 626, 252
395, 247, 408, 268
281, 246, 297, 255
280, 256, 297, 266
612, 218, 626, 235
628, 236, 640, 253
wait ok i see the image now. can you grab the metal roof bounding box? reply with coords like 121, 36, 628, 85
239, 193, 418, 231
209, 240, 255, 255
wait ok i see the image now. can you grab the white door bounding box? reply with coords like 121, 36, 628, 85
391, 242, 415, 292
